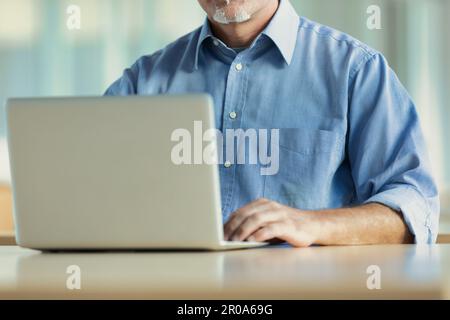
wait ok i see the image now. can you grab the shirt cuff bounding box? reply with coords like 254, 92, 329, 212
363, 186, 436, 244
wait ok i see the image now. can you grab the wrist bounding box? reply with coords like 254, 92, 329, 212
297, 209, 327, 245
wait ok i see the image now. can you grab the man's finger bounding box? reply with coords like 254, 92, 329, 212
248, 221, 313, 247
230, 210, 284, 241
224, 198, 271, 240
247, 222, 287, 243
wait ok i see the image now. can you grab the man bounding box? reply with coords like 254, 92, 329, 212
105, 0, 439, 246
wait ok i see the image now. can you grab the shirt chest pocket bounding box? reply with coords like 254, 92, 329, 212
263, 128, 343, 209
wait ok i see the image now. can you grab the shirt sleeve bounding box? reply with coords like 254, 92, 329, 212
104, 62, 139, 96
348, 53, 440, 244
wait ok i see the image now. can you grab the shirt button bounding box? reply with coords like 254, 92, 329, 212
229, 111, 237, 119
235, 63, 243, 71
224, 161, 232, 168
213, 39, 219, 46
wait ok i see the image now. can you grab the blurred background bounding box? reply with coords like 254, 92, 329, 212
0, 0, 449, 234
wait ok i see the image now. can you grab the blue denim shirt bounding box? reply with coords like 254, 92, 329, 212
105, 0, 439, 243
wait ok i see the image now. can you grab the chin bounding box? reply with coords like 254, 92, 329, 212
213, 3, 253, 24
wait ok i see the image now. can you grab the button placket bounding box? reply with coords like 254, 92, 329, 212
220, 56, 249, 215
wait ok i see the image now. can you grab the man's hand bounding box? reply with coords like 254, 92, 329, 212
224, 199, 414, 246
223, 198, 320, 247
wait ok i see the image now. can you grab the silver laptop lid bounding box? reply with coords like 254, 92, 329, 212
6, 95, 223, 249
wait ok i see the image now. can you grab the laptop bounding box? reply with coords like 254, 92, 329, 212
6, 95, 266, 251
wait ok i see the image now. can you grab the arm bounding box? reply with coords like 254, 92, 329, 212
301, 203, 413, 245
224, 199, 412, 246
104, 61, 139, 96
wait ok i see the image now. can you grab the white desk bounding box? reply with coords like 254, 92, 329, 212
0, 244, 449, 299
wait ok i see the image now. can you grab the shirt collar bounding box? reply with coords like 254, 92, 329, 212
193, 19, 214, 70
193, 0, 299, 70
261, 0, 299, 65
